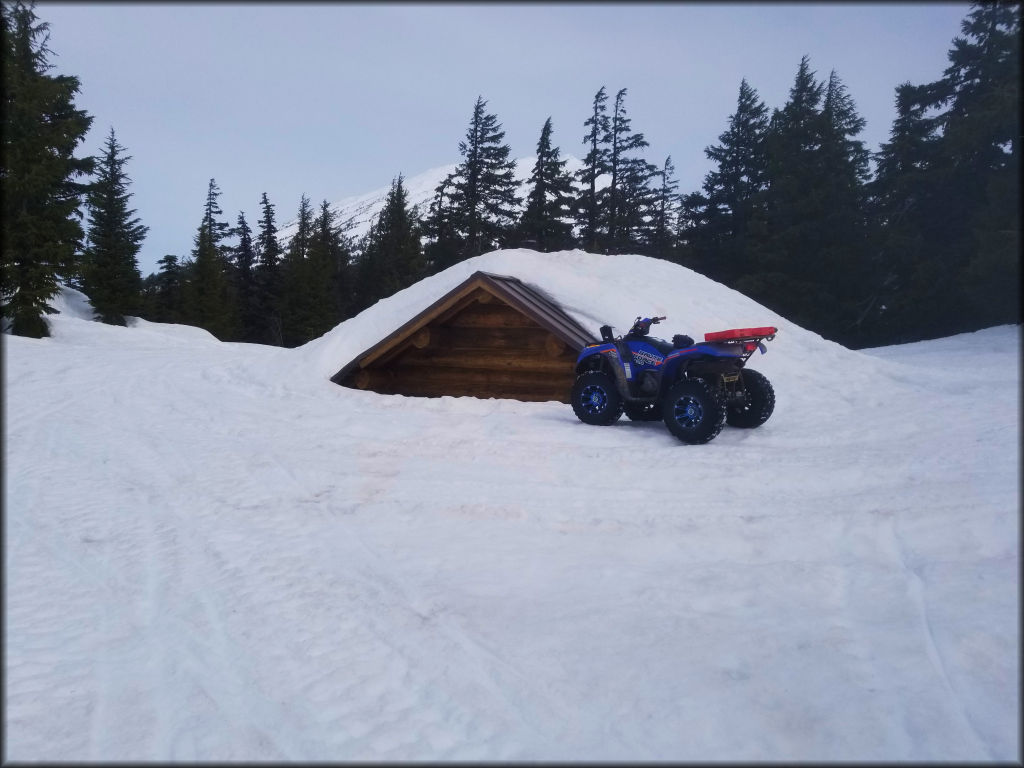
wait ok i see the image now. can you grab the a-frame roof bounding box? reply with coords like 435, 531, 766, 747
330, 271, 598, 385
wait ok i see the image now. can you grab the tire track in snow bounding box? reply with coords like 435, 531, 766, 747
881, 515, 994, 759
135, 358, 305, 760
315, 515, 570, 758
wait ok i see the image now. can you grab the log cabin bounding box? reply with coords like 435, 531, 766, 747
330, 271, 598, 403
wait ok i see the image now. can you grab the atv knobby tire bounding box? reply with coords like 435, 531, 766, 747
726, 368, 775, 428
571, 371, 624, 425
662, 378, 727, 444
624, 401, 661, 421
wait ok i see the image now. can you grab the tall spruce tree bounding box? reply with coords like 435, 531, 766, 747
81, 127, 147, 325
229, 211, 259, 342
864, 82, 944, 343
603, 88, 653, 254
576, 86, 610, 252
739, 56, 833, 336
696, 78, 770, 282
280, 194, 315, 346
145, 254, 184, 324
182, 178, 236, 339
422, 173, 461, 274
514, 117, 576, 251
675, 190, 713, 271
615, 158, 658, 254
354, 175, 424, 312
742, 60, 873, 344
817, 69, 873, 342
919, 2, 1020, 333
647, 155, 679, 259
1, 0, 94, 337
446, 96, 521, 262
299, 200, 348, 341
254, 192, 285, 345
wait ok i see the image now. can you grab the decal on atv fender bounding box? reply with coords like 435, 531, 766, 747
631, 349, 664, 367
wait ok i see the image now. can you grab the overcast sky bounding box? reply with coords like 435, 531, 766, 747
38, 2, 971, 276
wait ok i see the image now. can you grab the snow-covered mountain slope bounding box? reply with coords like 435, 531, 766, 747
4, 250, 1019, 762
278, 155, 587, 244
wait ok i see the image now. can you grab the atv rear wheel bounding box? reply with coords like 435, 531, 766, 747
571, 371, 624, 425
726, 368, 775, 428
624, 401, 661, 421
662, 378, 727, 444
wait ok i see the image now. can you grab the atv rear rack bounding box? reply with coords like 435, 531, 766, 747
703, 326, 778, 343
702, 326, 778, 362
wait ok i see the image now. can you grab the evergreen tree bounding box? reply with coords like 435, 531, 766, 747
182, 178, 236, 339
150, 254, 184, 323
863, 82, 943, 344
254, 191, 285, 345
576, 86, 610, 252
139, 270, 159, 320
280, 194, 315, 346
229, 210, 259, 342
739, 56, 835, 336
447, 96, 521, 262
1, 0, 94, 337
647, 155, 679, 259
755, 55, 826, 264
298, 199, 349, 340
603, 88, 652, 254
422, 173, 461, 274
514, 117, 576, 251
919, 2, 1021, 333
816, 69, 873, 342
615, 153, 658, 254
81, 127, 147, 325
675, 190, 713, 272
284, 194, 314, 264
742, 60, 873, 344
329, 208, 356, 323
697, 78, 770, 281
354, 175, 425, 312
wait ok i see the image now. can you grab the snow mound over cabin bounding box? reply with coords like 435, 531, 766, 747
299, 248, 956, 418
299, 248, 815, 380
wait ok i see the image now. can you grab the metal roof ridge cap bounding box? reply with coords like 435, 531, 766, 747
483, 277, 596, 347
506, 279, 597, 343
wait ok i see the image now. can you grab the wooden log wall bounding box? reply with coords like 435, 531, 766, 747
355, 294, 579, 403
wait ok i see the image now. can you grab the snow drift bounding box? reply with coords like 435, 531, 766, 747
4, 250, 1019, 762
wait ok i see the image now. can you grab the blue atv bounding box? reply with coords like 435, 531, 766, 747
570, 316, 777, 444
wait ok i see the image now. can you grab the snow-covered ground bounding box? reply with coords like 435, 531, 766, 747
4, 250, 1019, 762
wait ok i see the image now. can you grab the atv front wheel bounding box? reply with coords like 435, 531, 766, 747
662, 378, 726, 444
571, 371, 624, 426
726, 368, 775, 428
624, 401, 661, 421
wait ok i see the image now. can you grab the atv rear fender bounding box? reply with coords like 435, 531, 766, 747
658, 326, 778, 387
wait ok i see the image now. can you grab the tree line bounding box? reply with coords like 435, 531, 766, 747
3, 1, 1018, 350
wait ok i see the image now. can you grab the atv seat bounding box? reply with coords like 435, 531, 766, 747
624, 335, 675, 355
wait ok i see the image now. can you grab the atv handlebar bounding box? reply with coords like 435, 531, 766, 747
629, 315, 667, 336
